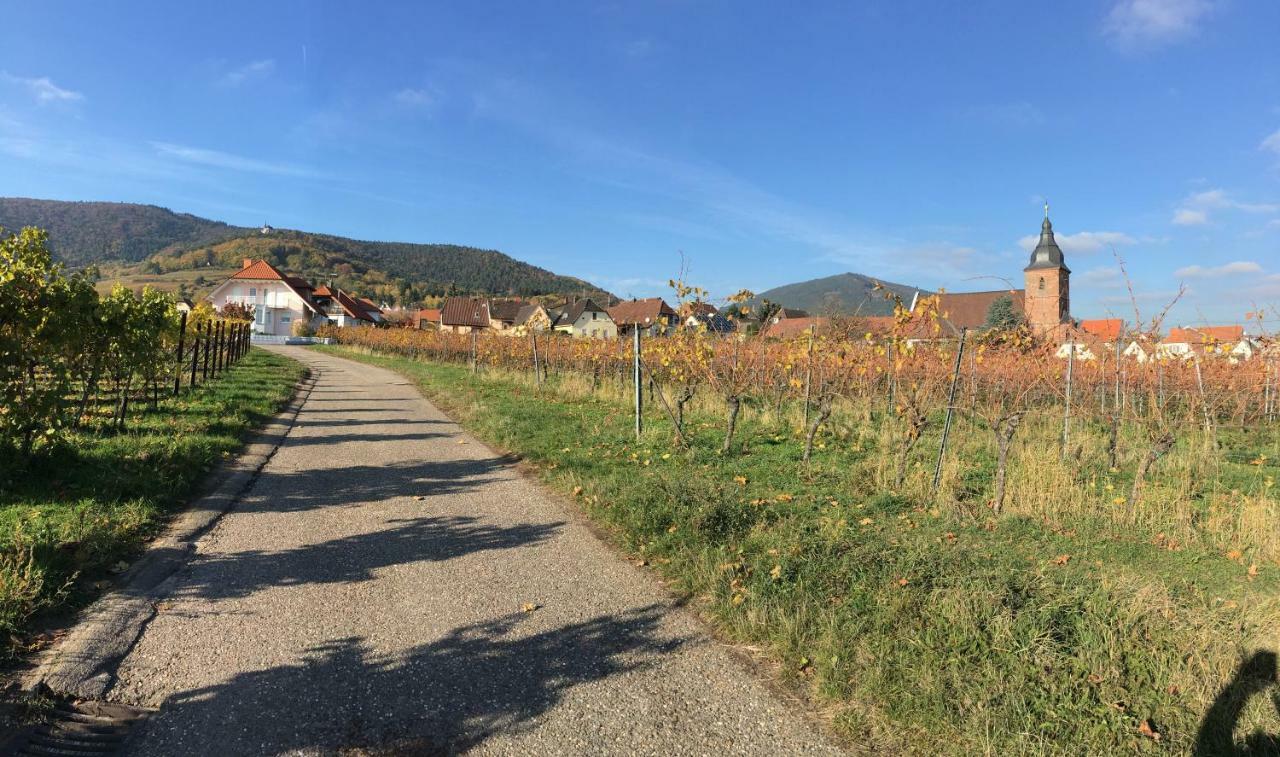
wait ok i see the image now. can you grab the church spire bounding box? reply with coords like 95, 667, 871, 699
1024, 206, 1069, 273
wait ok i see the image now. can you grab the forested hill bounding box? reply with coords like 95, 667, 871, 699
0, 197, 608, 303
750, 272, 926, 316
0, 198, 246, 266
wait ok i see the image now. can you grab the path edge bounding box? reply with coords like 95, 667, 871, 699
23, 362, 319, 701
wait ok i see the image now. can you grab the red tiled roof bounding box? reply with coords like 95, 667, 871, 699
1167, 325, 1244, 344
230, 259, 287, 280
934, 290, 1025, 331
763, 316, 828, 339
357, 297, 383, 315
853, 316, 897, 335
415, 308, 441, 325
1079, 318, 1123, 341
441, 296, 490, 328
608, 298, 677, 326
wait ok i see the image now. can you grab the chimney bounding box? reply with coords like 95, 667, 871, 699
242, 259, 254, 270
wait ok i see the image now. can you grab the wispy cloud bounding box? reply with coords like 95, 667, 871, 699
394, 87, 438, 108
1, 72, 83, 104
1017, 230, 1137, 254
151, 141, 321, 178
1172, 188, 1279, 225
1262, 128, 1280, 165
1103, 0, 1214, 50
219, 59, 275, 87
1172, 208, 1208, 226
1174, 260, 1263, 278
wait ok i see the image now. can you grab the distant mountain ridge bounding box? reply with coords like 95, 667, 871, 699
0, 198, 246, 266
751, 272, 926, 316
0, 197, 609, 303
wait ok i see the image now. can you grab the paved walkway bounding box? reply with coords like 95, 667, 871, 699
106, 347, 843, 756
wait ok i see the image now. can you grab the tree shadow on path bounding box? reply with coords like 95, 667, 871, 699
173, 514, 564, 600
242, 457, 517, 513
127, 604, 690, 756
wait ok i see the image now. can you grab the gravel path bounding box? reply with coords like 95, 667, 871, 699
109, 347, 845, 756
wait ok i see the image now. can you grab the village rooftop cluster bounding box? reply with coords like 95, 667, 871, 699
209, 212, 1266, 363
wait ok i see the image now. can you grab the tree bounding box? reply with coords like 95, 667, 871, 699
984, 295, 1023, 330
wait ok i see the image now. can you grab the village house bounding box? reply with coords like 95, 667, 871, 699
1053, 319, 1125, 360
549, 298, 616, 339
487, 300, 530, 334
206, 259, 323, 336
682, 302, 734, 333
768, 307, 810, 325
609, 297, 679, 337
313, 285, 381, 327
414, 308, 441, 329
513, 303, 553, 333
440, 296, 491, 334
1158, 326, 1252, 361
762, 316, 828, 339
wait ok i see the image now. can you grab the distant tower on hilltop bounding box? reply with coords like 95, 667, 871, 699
1023, 203, 1070, 334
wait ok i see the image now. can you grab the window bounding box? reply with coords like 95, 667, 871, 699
592, 329, 598, 337
249, 287, 257, 297
592, 311, 598, 319
281, 316, 291, 323
1038, 277, 1045, 290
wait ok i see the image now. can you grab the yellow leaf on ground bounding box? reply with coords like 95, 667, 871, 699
520, 602, 540, 613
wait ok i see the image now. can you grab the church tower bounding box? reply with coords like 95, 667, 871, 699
1023, 205, 1070, 334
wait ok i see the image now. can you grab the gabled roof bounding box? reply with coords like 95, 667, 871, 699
217, 259, 317, 313
608, 297, 677, 326
513, 303, 548, 327
488, 300, 528, 323
441, 296, 490, 328
357, 297, 383, 315
414, 308, 441, 324
933, 290, 1025, 332
1079, 318, 1123, 341
1166, 325, 1245, 344
316, 287, 376, 322
552, 298, 610, 327
231, 259, 288, 281
774, 307, 809, 320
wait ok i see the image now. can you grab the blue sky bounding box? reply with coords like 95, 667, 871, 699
2, 1, 1278, 327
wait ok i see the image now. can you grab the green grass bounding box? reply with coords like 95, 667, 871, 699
0, 350, 303, 655
318, 344, 1280, 755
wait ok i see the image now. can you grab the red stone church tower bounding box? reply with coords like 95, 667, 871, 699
1023, 205, 1070, 334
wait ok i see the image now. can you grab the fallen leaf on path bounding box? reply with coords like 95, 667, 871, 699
1052, 554, 1071, 566
520, 602, 540, 613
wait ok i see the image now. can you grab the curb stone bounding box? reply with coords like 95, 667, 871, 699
24, 366, 318, 701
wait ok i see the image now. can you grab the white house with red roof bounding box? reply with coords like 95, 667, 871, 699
207, 259, 322, 335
